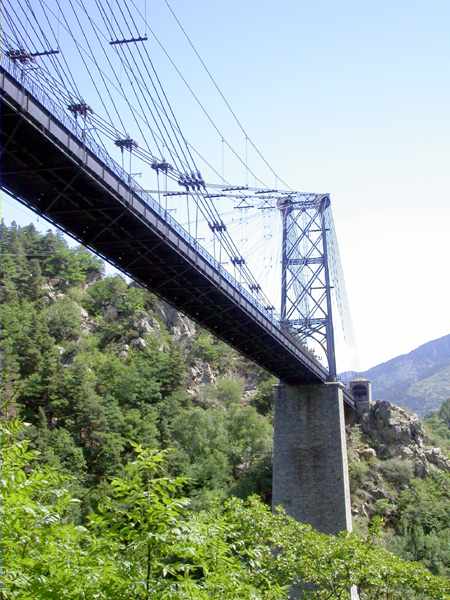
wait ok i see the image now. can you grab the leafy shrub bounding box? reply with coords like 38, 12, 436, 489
373, 498, 396, 519
2, 420, 449, 600
349, 459, 370, 492
214, 377, 244, 405
251, 375, 276, 415
378, 458, 414, 487
191, 331, 235, 372
44, 298, 82, 342
84, 276, 149, 317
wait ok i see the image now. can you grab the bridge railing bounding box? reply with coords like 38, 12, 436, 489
2, 56, 324, 372
2, 57, 281, 318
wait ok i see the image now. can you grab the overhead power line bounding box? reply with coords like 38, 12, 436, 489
1, 0, 279, 311
129, 0, 268, 188
162, 0, 292, 191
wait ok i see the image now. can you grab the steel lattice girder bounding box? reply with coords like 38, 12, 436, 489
280, 194, 336, 377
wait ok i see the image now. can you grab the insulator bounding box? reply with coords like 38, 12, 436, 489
31, 49, 60, 58
177, 172, 205, 191
193, 170, 205, 188
6, 49, 34, 64
115, 137, 137, 151
208, 222, 227, 232
151, 161, 171, 173
68, 102, 92, 118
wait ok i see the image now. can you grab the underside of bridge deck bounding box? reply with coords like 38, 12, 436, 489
0, 67, 336, 388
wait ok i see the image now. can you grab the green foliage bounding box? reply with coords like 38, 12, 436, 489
44, 298, 82, 342
251, 373, 277, 415
424, 398, 450, 456
169, 402, 272, 507
2, 420, 449, 600
170, 406, 231, 500
202, 376, 244, 406
83, 276, 151, 318
438, 398, 450, 428
0, 420, 125, 599
91, 444, 190, 598
349, 458, 370, 492
347, 418, 450, 578
378, 457, 415, 488
226, 403, 272, 471
373, 498, 396, 519
190, 331, 234, 372
0, 224, 182, 485
30, 413, 87, 479
392, 472, 450, 576
2, 222, 450, 596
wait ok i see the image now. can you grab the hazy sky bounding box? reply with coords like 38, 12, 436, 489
3, 0, 450, 370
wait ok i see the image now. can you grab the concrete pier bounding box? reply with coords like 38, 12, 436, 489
272, 381, 352, 534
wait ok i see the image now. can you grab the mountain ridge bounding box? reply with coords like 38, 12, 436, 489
342, 333, 450, 415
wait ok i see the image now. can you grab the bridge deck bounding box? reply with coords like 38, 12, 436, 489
0, 63, 346, 391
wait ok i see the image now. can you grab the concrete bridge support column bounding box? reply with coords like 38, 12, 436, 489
272, 381, 352, 535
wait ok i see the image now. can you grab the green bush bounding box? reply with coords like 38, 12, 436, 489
378, 458, 414, 487
191, 331, 235, 372
251, 375, 276, 415
349, 459, 370, 492
44, 298, 82, 342
214, 376, 244, 405
2, 420, 449, 600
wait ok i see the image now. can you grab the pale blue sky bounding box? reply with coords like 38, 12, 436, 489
3, 0, 450, 370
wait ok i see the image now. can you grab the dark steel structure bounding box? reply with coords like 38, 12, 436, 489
1, 63, 353, 393
279, 195, 337, 377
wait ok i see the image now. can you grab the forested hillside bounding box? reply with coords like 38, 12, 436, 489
0, 222, 274, 507
1, 222, 449, 598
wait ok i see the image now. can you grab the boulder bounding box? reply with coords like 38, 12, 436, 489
130, 337, 147, 350
105, 305, 119, 321
359, 447, 377, 460
360, 401, 424, 456
424, 447, 450, 472
190, 359, 216, 388
134, 315, 155, 336
357, 400, 450, 475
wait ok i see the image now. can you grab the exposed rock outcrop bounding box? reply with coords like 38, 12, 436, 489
152, 300, 196, 342
349, 399, 449, 522
360, 401, 423, 456
357, 400, 449, 473
189, 359, 216, 390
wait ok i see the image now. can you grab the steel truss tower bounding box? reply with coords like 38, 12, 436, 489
279, 194, 337, 378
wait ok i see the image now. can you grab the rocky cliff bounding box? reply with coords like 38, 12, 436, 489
349, 400, 449, 528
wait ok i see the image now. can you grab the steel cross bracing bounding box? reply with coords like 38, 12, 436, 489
279, 194, 337, 378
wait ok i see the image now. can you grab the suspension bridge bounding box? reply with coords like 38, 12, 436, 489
0, 0, 360, 539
